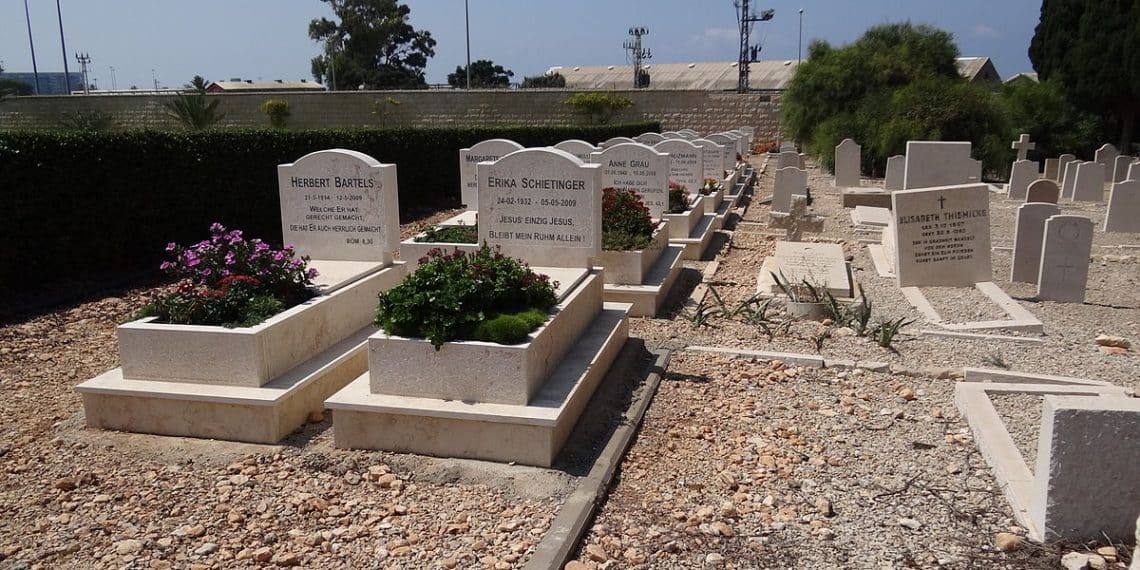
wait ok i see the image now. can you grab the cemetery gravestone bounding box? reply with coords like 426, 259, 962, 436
460, 139, 524, 209
602, 136, 636, 148
554, 140, 600, 163
591, 143, 670, 220
705, 134, 737, 172
890, 184, 992, 287
903, 141, 981, 190
1026, 179, 1061, 204
772, 166, 808, 214
759, 241, 851, 297
1060, 161, 1081, 200
1012, 134, 1035, 161
768, 195, 824, 242
692, 139, 728, 181
635, 132, 665, 145
1113, 155, 1134, 183
1044, 158, 1059, 181
1130, 161, 1140, 181
660, 132, 684, 140
1057, 154, 1077, 183
477, 148, 601, 268
833, 138, 861, 188
885, 155, 906, 191
777, 151, 800, 170
1104, 179, 1140, 233
1010, 202, 1062, 283
1007, 159, 1038, 201
1071, 162, 1106, 202
1036, 215, 1093, 303
278, 149, 400, 264
655, 139, 705, 192
1094, 143, 1120, 182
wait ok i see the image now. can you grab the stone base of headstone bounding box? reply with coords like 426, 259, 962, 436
437, 210, 478, 227
841, 189, 893, 209
667, 211, 721, 261
326, 270, 631, 467
603, 245, 685, 317
76, 263, 408, 443
400, 237, 480, 269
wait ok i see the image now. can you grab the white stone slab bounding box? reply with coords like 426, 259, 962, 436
772, 166, 808, 214
854, 205, 891, 227
885, 155, 905, 191
703, 134, 737, 171
1112, 155, 1133, 183
691, 138, 728, 181
777, 151, 799, 170
834, 138, 861, 188
1026, 179, 1061, 204
477, 148, 602, 268
591, 143, 670, 220
1057, 154, 1077, 181
903, 141, 980, 190
655, 139, 705, 192
460, 139, 524, 209
1094, 143, 1119, 182
891, 184, 992, 287
1105, 179, 1140, 233
1071, 161, 1105, 202
757, 242, 852, 298
277, 149, 400, 264
635, 132, 665, 145
1007, 159, 1038, 201
1044, 158, 1059, 181
1010, 202, 1061, 283
1060, 159, 1081, 199
553, 139, 600, 162
601, 136, 636, 148
1012, 134, 1035, 161
1036, 215, 1093, 303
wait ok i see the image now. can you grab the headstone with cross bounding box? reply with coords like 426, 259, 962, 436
890, 183, 992, 287
1012, 134, 1036, 162
768, 194, 824, 241
1037, 215, 1093, 303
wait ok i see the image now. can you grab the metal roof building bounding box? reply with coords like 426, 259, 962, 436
205, 79, 326, 93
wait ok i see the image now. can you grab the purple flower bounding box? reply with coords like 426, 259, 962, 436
224, 252, 236, 266
209, 222, 225, 233
159, 261, 174, 270
273, 251, 286, 262
165, 242, 177, 252
307, 268, 319, 279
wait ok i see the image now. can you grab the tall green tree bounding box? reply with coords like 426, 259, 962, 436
521, 72, 566, 89
447, 59, 513, 89
309, 0, 437, 90
1029, 0, 1140, 151
184, 75, 209, 94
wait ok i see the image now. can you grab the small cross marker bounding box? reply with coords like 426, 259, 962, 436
937, 195, 947, 209
1012, 134, 1036, 161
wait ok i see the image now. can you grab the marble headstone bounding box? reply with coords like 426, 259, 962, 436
1010, 202, 1062, 284
1060, 161, 1082, 200
1036, 215, 1093, 303
460, 139, 524, 209
1026, 179, 1061, 204
635, 132, 665, 145
890, 184, 992, 287
553, 139, 600, 163
772, 166, 809, 214
601, 136, 636, 148
777, 151, 800, 170
1044, 158, 1059, 181
1071, 161, 1105, 202
1113, 155, 1134, 183
758, 242, 852, 298
704, 134, 738, 172
691, 139, 728, 180
1012, 134, 1035, 161
655, 139, 705, 192
834, 138, 861, 188
1104, 179, 1140, 233
885, 155, 906, 191
1007, 159, 1038, 201
590, 143, 670, 220
1094, 143, 1120, 182
903, 141, 981, 190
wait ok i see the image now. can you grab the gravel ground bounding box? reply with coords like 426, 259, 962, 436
988, 393, 1044, 476
1, 155, 1136, 569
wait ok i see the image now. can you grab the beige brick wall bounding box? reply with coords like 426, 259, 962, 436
0, 89, 783, 142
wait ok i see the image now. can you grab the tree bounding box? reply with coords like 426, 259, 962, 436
1029, 0, 1140, 151
521, 72, 566, 89
164, 93, 225, 130
562, 92, 633, 125
447, 59, 513, 89
184, 75, 209, 94
309, 0, 437, 90
999, 78, 1100, 161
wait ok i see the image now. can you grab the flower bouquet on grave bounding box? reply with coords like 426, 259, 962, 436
602, 187, 656, 251
137, 223, 318, 328
668, 181, 692, 214
699, 177, 723, 196
374, 244, 558, 350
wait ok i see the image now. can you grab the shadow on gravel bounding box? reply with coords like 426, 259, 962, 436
662, 371, 713, 384
656, 267, 703, 320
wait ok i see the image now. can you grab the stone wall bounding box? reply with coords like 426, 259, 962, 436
0, 89, 783, 143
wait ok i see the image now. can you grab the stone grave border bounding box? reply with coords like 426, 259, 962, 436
953, 368, 1133, 541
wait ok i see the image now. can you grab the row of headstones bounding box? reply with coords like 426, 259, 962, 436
834, 138, 983, 192
459, 129, 752, 220
1011, 203, 1096, 303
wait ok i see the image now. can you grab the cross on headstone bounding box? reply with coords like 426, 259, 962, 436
1012, 134, 1036, 161
768, 194, 824, 241
937, 195, 947, 209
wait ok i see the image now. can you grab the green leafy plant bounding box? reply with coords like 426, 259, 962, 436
372, 96, 401, 126
689, 284, 730, 328
563, 92, 634, 125
58, 109, 117, 132
374, 245, 558, 350
870, 317, 915, 350
413, 224, 478, 244
259, 99, 291, 129
668, 181, 691, 214
163, 92, 225, 130
771, 271, 826, 303
602, 187, 655, 251
982, 352, 1011, 370
137, 223, 318, 327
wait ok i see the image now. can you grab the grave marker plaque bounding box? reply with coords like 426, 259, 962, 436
890, 184, 992, 287
1037, 215, 1093, 303
655, 139, 704, 192
591, 143, 670, 220
460, 139, 524, 209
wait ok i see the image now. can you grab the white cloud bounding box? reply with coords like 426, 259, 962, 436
688, 27, 739, 47
972, 24, 999, 39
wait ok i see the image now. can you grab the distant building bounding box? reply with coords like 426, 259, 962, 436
0, 71, 85, 95
955, 57, 1002, 86
1004, 72, 1039, 87
205, 79, 326, 93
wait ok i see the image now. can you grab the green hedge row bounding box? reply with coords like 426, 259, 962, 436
0, 122, 659, 299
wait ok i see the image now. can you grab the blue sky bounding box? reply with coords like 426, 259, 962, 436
1, 0, 1042, 90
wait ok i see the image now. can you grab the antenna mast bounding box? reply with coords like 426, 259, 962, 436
624, 27, 651, 88
734, 1, 774, 93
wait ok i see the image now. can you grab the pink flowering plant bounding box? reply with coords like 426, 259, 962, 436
138, 223, 319, 327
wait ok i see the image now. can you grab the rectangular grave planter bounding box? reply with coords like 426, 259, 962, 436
368, 271, 603, 406
599, 223, 668, 285
399, 234, 481, 269
664, 196, 706, 240
699, 189, 724, 215
118, 265, 405, 387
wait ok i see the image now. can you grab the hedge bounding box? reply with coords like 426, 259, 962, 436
0, 122, 659, 300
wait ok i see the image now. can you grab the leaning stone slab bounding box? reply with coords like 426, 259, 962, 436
1060, 160, 1081, 200
1113, 155, 1134, 183
1044, 158, 1059, 181
884, 155, 905, 191
891, 184, 992, 287
1010, 202, 1061, 284
1007, 159, 1038, 201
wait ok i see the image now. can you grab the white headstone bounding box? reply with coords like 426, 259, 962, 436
1044, 158, 1060, 181
885, 155, 906, 191
1007, 159, 1038, 201
890, 184, 992, 287
1010, 202, 1062, 284
1012, 134, 1036, 161
777, 151, 800, 170
590, 143, 670, 220
660, 132, 684, 140
767, 195, 824, 242
677, 130, 698, 140
635, 132, 665, 145
903, 141, 980, 190
654, 139, 705, 192
1058, 155, 1079, 191
1112, 155, 1134, 183
1026, 179, 1061, 204
553, 139, 600, 163
1104, 179, 1140, 233
704, 134, 737, 171
834, 139, 861, 188
477, 148, 601, 268
1071, 161, 1106, 202
854, 205, 891, 227
460, 139, 524, 209
1036, 215, 1093, 303
1094, 143, 1120, 182
772, 166, 808, 214
1060, 160, 1081, 200
758, 242, 852, 298
691, 139, 728, 181
601, 136, 636, 148
277, 149, 399, 265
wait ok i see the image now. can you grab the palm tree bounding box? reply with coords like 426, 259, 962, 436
163, 92, 225, 130
185, 75, 209, 94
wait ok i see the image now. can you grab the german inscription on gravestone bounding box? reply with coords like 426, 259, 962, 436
591, 143, 670, 220
891, 184, 991, 287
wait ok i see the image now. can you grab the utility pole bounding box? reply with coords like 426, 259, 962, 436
23, 0, 41, 95
56, 0, 72, 94
152, 69, 159, 92
733, 0, 773, 93
109, 66, 117, 90
623, 27, 651, 88
798, 9, 804, 64
465, 0, 472, 89
75, 52, 91, 94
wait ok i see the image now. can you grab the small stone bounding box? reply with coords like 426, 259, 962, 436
1094, 546, 1116, 560
92, 494, 113, 503
307, 410, 325, 424
897, 518, 921, 530
1060, 551, 1092, 570
994, 532, 1021, 552
53, 477, 78, 491
706, 552, 725, 565
815, 498, 833, 517
898, 387, 916, 401
821, 318, 834, 326
1100, 346, 1128, 356
440, 558, 457, 569
1094, 335, 1130, 349
585, 543, 608, 562
194, 543, 218, 556
376, 473, 398, 488
185, 524, 206, 538
114, 539, 143, 555
272, 552, 301, 567
834, 327, 855, 337
946, 462, 963, 474
253, 547, 273, 562
564, 562, 589, 570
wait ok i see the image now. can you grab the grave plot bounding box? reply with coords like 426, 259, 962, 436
326, 148, 631, 467
657, 139, 725, 260
77, 149, 408, 443
456, 138, 524, 216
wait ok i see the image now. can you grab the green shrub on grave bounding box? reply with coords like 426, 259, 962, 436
0, 122, 658, 299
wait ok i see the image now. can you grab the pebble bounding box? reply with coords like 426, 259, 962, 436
585, 543, 608, 562
1061, 551, 1106, 570
897, 518, 921, 530
706, 552, 725, 565
1094, 335, 1130, 349
114, 539, 142, 555
194, 543, 218, 556
993, 532, 1021, 551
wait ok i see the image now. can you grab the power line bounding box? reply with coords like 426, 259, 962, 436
733, 0, 774, 93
